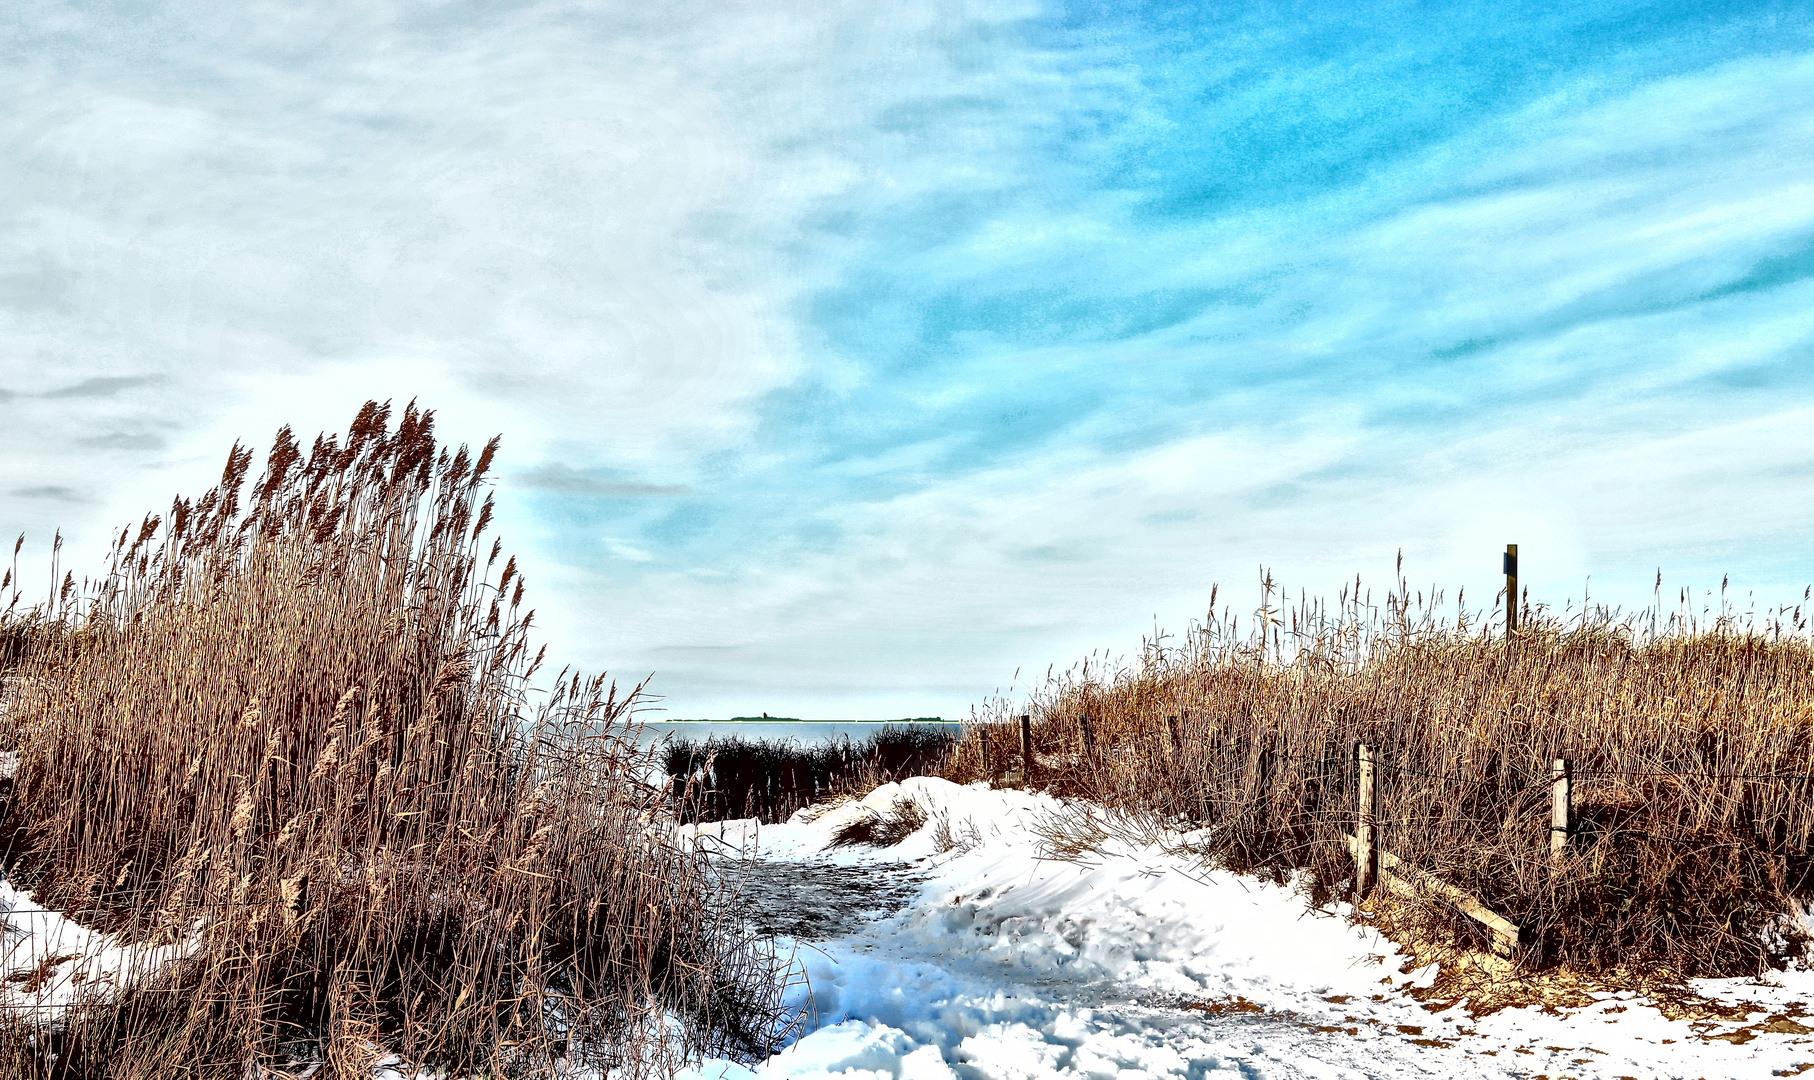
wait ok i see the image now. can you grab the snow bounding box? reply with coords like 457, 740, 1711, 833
0, 878, 193, 1019
680, 776, 1814, 1079
7, 776, 1814, 1077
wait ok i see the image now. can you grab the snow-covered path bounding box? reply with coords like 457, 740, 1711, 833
682, 777, 1814, 1080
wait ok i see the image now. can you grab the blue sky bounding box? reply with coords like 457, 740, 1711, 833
2, 1, 1812, 719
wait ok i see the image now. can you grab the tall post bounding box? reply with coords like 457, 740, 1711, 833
1504, 543, 1519, 634
1550, 758, 1572, 860
1020, 714, 1034, 785
1166, 714, 1183, 757
1355, 743, 1377, 902
1079, 714, 1096, 757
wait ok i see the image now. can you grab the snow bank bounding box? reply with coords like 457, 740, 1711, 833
682, 776, 1814, 1080
0, 879, 192, 1021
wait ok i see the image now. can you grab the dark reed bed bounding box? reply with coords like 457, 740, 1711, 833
665, 726, 955, 824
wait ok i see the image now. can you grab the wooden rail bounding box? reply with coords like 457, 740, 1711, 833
1041, 720, 1568, 961
1348, 740, 1557, 958
1344, 831, 1521, 956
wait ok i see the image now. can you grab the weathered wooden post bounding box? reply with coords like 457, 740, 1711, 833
1550, 758, 1572, 860
1355, 743, 1377, 902
1504, 543, 1519, 634
1079, 714, 1096, 757
1166, 714, 1183, 758
1020, 714, 1034, 785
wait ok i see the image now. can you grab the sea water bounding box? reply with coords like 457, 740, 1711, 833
632, 719, 961, 749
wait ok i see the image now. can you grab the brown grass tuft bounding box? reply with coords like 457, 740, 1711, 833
829, 796, 929, 849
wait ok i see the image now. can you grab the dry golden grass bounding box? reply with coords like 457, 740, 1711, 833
950, 564, 1814, 981
827, 796, 929, 849
0, 401, 789, 1079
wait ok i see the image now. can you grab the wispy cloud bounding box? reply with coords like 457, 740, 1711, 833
603, 539, 656, 563
12, 486, 88, 503
42, 376, 160, 399
517, 465, 687, 499
75, 432, 166, 451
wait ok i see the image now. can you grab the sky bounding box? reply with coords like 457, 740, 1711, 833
2, 1, 1812, 721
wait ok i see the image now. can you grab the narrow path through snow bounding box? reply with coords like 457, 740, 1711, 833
682, 777, 1814, 1080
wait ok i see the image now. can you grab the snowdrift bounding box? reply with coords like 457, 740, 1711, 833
684, 776, 1814, 1080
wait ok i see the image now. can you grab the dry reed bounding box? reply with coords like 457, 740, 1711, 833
0, 401, 789, 1078
827, 797, 929, 849
949, 561, 1814, 979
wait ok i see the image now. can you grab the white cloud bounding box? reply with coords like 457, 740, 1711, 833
604, 539, 654, 563
0, 0, 1035, 558
511, 36, 1814, 719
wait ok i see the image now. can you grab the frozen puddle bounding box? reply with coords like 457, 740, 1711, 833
682, 777, 1814, 1080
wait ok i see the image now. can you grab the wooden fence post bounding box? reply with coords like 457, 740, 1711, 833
1356, 743, 1377, 902
1166, 714, 1183, 757
1550, 758, 1572, 860
1504, 543, 1519, 634
1020, 714, 1034, 785
1079, 714, 1096, 757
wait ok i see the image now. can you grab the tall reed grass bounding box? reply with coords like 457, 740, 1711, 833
950, 563, 1814, 979
0, 402, 788, 1078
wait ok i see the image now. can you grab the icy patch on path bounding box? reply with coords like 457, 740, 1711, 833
724, 858, 926, 942
682, 776, 1814, 1079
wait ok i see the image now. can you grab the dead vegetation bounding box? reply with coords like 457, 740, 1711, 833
949, 562, 1814, 985
829, 796, 929, 849
664, 727, 955, 825
0, 402, 791, 1078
